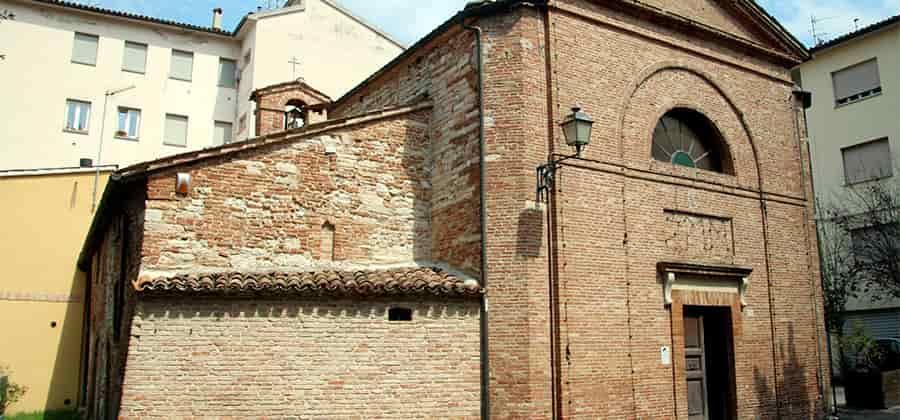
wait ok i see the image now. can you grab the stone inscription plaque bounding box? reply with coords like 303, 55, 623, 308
664, 210, 734, 261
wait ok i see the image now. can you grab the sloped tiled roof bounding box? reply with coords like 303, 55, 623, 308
134, 267, 482, 298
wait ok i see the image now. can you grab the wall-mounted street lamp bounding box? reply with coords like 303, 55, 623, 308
536, 107, 594, 201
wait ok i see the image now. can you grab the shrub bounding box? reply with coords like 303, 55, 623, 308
0, 365, 27, 416
840, 323, 886, 374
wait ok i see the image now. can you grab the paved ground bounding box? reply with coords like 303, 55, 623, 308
837, 406, 900, 419
832, 386, 900, 419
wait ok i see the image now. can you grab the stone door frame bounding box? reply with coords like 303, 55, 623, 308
660, 261, 751, 419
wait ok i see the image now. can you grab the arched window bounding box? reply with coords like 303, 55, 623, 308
284, 99, 308, 129
651, 108, 731, 174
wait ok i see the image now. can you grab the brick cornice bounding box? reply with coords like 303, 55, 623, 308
564, 0, 806, 65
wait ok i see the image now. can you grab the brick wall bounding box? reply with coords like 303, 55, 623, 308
118, 298, 481, 418
332, 1, 826, 417
85, 187, 145, 419
335, 0, 826, 418
82, 0, 829, 417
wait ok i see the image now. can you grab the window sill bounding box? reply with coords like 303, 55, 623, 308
122, 68, 145, 75
71, 60, 96, 67
63, 128, 89, 135
115, 135, 139, 142
844, 173, 894, 187
835, 90, 882, 108
163, 142, 187, 148
169, 76, 192, 83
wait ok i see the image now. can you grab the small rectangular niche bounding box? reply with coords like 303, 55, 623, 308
388, 307, 413, 322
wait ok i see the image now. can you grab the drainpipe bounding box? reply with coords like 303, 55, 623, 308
797, 88, 838, 417
463, 21, 490, 420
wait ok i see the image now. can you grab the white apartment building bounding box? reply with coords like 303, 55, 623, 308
797, 15, 900, 338
0, 0, 404, 171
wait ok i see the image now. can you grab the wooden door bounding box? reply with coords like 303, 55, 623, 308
684, 314, 709, 420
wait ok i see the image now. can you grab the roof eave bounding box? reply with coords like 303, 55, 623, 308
28, 0, 235, 37
809, 15, 900, 55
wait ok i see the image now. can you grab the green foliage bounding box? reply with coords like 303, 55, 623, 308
4, 411, 81, 420
839, 323, 886, 374
0, 365, 27, 416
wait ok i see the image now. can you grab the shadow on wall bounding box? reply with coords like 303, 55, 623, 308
754, 323, 815, 419
517, 207, 545, 258
43, 270, 86, 412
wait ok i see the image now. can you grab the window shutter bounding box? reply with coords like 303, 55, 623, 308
169, 50, 193, 81
833, 59, 881, 101
843, 138, 893, 184
214, 121, 233, 145
218, 58, 237, 88
122, 42, 147, 73
164, 114, 189, 146
72, 33, 99, 65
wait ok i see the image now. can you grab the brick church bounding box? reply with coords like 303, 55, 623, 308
78, 0, 827, 418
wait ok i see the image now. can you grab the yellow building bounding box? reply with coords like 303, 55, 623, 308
0, 167, 114, 414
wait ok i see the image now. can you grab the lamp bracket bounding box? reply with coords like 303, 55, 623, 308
535, 145, 584, 202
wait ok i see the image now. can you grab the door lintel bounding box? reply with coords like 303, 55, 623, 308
658, 261, 753, 307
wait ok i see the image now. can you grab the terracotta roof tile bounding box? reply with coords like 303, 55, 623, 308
134, 267, 481, 298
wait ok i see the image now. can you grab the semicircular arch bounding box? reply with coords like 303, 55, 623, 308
618, 62, 761, 189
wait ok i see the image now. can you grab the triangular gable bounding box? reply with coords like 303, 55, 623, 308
250, 80, 333, 108
627, 0, 807, 60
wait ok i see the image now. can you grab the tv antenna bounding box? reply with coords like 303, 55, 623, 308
258, 0, 281, 10
810, 15, 838, 46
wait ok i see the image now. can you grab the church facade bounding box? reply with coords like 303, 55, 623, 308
79, 0, 827, 418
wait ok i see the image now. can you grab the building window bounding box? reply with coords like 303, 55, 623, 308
169, 50, 194, 81
843, 138, 893, 184
164, 114, 189, 147
833, 58, 882, 106
122, 41, 147, 74
116, 108, 141, 140
71, 32, 99, 66
851, 223, 900, 263
651, 108, 731, 174
214, 121, 233, 145
65, 99, 91, 133
218, 58, 237, 88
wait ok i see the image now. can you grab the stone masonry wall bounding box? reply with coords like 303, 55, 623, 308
118, 298, 481, 418
141, 109, 433, 275
332, 30, 483, 276
334, 3, 826, 417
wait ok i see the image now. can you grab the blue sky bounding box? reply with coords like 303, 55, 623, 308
81, 0, 899, 47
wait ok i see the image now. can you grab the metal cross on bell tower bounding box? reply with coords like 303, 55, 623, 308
288, 56, 302, 80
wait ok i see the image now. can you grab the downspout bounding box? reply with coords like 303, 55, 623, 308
797, 88, 838, 416
541, 4, 562, 418
462, 21, 491, 420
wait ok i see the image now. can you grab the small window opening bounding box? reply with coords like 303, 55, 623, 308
321, 222, 335, 262
388, 307, 413, 321
285, 99, 308, 129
